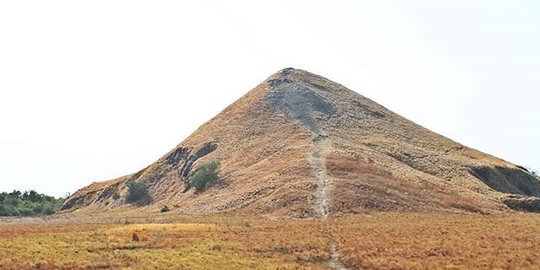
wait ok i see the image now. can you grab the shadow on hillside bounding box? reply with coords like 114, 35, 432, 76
470, 166, 540, 212
469, 166, 540, 197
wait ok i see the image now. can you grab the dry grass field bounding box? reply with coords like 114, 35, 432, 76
1, 212, 539, 269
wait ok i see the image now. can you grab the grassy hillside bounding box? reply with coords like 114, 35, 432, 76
64, 68, 540, 216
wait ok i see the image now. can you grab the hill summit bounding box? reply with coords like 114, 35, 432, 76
63, 68, 540, 217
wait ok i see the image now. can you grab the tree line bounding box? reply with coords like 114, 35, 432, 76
0, 190, 65, 216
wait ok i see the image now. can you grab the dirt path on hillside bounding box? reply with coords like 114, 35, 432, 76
309, 136, 348, 270
309, 137, 332, 219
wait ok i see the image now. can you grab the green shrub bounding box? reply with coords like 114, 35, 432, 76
126, 181, 148, 203
160, 205, 170, 213
189, 161, 220, 193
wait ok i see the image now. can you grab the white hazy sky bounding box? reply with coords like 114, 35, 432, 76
0, 1, 538, 197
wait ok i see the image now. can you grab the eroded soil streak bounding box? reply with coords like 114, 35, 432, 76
309, 137, 348, 270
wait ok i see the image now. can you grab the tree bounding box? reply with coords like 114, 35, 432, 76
22, 190, 41, 202
189, 161, 220, 193
126, 181, 149, 203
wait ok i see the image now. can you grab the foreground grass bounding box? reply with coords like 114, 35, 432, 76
329, 213, 540, 269
0, 212, 539, 269
0, 213, 327, 270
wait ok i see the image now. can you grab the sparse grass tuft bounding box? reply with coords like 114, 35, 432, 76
132, 232, 149, 242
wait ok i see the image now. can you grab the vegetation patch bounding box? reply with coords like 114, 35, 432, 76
0, 190, 64, 216
189, 161, 220, 193
160, 205, 170, 213
126, 181, 149, 203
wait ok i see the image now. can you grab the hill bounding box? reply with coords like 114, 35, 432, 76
62, 68, 540, 217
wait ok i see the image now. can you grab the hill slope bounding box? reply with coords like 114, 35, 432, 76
63, 68, 540, 217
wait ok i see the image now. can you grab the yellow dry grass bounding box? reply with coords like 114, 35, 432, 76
330, 213, 540, 269
109, 223, 219, 233
1, 212, 540, 269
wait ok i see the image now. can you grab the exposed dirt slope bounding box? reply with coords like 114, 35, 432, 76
63, 68, 540, 217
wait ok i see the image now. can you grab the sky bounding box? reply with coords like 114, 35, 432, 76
0, 0, 538, 197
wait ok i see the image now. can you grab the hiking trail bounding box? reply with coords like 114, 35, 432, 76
309, 136, 348, 270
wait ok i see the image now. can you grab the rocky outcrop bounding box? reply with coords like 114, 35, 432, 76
504, 195, 540, 212
62, 142, 217, 210
469, 166, 540, 196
